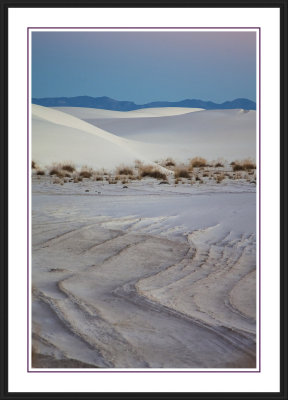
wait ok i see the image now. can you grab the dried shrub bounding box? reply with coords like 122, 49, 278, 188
139, 165, 167, 180
164, 157, 176, 167
79, 170, 93, 179
232, 164, 244, 172
242, 159, 256, 170
174, 168, 190, 179
117, 166, 134, 176
32, 161, 37, 169
49, 165, 65, 178
62, 163, 75, 173
232, 159, 256, 172
36, 169, 45, 176
216, 175, 225, 183
215, 162, 224, 168
190, 157, 207, 168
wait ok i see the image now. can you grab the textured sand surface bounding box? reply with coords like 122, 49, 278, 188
32, 178, 256, 369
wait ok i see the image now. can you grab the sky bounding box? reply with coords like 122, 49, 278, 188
32, 30, 256, 104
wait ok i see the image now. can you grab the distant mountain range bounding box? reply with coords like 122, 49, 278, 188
32, 96, 256, 111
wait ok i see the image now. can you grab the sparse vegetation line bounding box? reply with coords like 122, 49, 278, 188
32, 157, 256, 186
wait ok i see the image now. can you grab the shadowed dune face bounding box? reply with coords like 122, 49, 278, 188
32, 181, 256, 369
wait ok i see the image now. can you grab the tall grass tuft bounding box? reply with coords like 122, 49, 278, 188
174, 167, 190, 179
139, 165, 167, 180
190, 157, 207, 168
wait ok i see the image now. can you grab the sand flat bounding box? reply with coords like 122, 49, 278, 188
32, 178, 256, 369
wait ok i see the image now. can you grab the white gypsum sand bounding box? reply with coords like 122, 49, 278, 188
32, 176, 256, 369
31, 105, 257, 369
32, 105, 256, 170
53, 106, 204, 119
32, 105, 168, 171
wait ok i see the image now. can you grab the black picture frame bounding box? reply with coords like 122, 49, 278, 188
1, 1, 287, 399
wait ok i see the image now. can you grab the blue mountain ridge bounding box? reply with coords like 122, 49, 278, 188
32, 96, 256, 111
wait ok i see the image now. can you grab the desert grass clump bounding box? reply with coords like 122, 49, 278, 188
49, 164, 65, 178
164, 157, 176, 167
232, 159, 256, 172
61, 162, 75, 173
73, 175, 83, 183
79, 167, 93, 179
36, 169, 45, 176
242, 159, 256, 170
139, 165, 167, 181
215, 162, 224, 168
32, 160, 37, 169
215, 174, 225, 183
174, 167, 190, 179
190, 157, 207, 168
117, 165, 134, 176
232, 164, 244, 172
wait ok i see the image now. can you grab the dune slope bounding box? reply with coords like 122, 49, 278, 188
83, 109, 256, 162
53, 106, 204, 119
32, 105, 163, 170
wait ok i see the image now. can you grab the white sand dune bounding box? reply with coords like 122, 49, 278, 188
53, 106, 203, 119
82, 109, 256, 162
32, 105, 167, 171
33, 105, 256, 170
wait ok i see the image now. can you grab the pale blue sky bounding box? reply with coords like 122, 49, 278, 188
32, 31, 256, 103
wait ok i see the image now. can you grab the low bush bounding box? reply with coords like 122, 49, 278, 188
215, 174, 225, 183
117, 165, 134, 176
190, 157, 207, 168
232, 164, 244, 171
242, 159, 256, 170
174, 168, 190, 178
49, 167, 64, 178
139, 165, 167, 180
164, 157, 176, 167
62, 163, 75, 173
79, 169, 93, 179
232, 159, 256, 172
